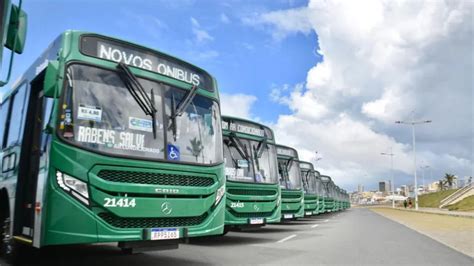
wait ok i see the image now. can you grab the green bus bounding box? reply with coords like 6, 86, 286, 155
320, 175, 334, 213
314, 171, 325, 214
334, 186, 341, 211
299, 161, 317, 216
0, 30, 226, 256
276, 145, 304, 220
222, 116, 281, 230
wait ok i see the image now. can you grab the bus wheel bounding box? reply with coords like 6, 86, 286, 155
0, 216, 15, 261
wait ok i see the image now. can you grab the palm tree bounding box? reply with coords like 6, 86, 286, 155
443, 173, 456, 188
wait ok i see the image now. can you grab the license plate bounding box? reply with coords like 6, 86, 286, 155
250, 218, 264, 224
150, 228, 179, 240
284, 214, 293, 219
306, 212, 312, 216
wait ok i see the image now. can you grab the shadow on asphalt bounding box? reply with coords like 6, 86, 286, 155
188, 234, 272, 246
7, 244, 206, 266
231, 227, 300, 234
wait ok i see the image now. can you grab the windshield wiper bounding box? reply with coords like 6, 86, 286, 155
168, 85, 198, 141
254, 138, 268, 159
285, 157, 294, 172
116, 63, 158, 139
229, 133, 250, 162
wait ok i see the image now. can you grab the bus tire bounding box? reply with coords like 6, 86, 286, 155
0, 216, 16, 263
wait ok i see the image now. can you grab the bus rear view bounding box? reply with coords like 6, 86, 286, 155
222, 116, 281, 230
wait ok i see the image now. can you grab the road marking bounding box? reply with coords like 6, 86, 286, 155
277, 234, 297, 243
311, 224, 319, 228
312, 219, 329, 222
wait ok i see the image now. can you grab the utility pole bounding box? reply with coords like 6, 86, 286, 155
396, 112, 432, 210
381, 148, 395, 208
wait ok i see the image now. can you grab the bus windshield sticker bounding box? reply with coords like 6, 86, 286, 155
129, 117, 153, 132
167, 144, 180, 160
76, 126, 161, 154
237, 159, 249, 168
77, 105, 102, 122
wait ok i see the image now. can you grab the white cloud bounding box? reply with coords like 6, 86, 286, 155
190, 17, 214, 43
220, 13, 230, 24
220, 93, 257, 119
247, 0, 473, 190
195, 50, 219, 60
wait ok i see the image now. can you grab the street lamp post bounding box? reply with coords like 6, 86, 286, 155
381, 148, 395, 208
396, 113, 432, 210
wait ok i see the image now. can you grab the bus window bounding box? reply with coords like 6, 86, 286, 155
6, 83, 28, 147
0, 99, 10, 147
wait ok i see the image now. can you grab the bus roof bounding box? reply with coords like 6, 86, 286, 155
221, 115, 275, 141
275, 144, 299, 159
2, 30, 219, 103
299, 160, 314, 171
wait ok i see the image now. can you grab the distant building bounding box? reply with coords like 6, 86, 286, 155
428, 181, 441, 192
378, 181, 390, 195
400, 185, 408, 196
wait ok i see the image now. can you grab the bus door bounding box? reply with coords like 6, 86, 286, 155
13, 73, 45, 240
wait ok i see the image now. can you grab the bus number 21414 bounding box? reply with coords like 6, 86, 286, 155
104, 198, 137, 208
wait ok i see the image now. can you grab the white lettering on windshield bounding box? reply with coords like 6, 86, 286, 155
98, 43, 201, 86
76, 126, 160, 154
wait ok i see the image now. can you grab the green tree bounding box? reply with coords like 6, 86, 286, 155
443, 173, 456, 188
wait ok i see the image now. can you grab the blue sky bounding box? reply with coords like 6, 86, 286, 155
5, 0, 318, 122
1, 0, 471, 192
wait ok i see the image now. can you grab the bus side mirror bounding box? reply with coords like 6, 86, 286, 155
44, 60, 59, 98
5, 4, 27, 54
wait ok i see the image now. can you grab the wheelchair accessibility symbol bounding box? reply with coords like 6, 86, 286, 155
167, 144, 180, 161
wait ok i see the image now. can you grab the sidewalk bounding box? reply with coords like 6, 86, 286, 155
371, 207, 474, 258
394, 206, 474, 219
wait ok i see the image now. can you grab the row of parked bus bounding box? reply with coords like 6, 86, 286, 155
0, 31, 349, 258
222, 116, 350, 233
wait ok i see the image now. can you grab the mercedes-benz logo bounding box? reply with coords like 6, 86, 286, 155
161, 202, 172, 215
253, 204, 260, 211
286, 204, 290, 210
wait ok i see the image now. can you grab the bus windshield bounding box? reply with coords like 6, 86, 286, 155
278, 159, 302, 190
223, 137, 278, 184
302, 169, 317, 194
60, 64, 222, 164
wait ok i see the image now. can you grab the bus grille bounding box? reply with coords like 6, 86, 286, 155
228, 209, 275, 218
98, 212, 208, 228
281, 194, 301, 199
97, 170, 215, 187
227, 189, 277, 196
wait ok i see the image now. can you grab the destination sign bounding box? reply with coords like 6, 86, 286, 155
277, 147, 296, 157
80, 35, 214, 91
222, 119, 267, 138
299, 162, 313, 170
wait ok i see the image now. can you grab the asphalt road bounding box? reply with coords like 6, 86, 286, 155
2, 208, 473, 265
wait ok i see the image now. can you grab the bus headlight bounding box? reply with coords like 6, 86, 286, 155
56, 171, 89, 205
215, 184, 225, 206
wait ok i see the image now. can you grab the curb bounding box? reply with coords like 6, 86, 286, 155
377, 207, 474, 219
